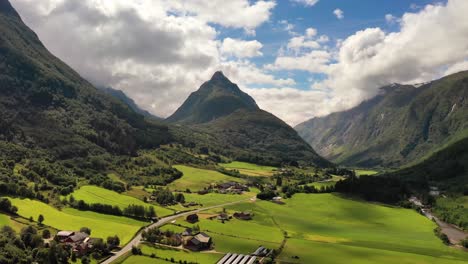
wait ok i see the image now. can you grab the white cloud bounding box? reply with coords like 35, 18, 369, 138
221, 38, 263, 58
220, 61, 296, 87
385, 14, 399, 24
290, 0, 319, 7
317, 0, 468, 114
443, 60, 468, 76
10, 0, 276, 118
267, 50, 331, 72
333, 8, 344, 19
287, 36, 320, 51
278, 19, 296, 35
305, 27, 317, 38
317, 35, 329, 43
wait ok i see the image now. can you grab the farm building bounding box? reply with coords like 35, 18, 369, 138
216, 253, 257, 264
216, 182, 249, 194
184, 232, 212, 251
182, 228, 192, 236
233, 211, 253, 220
186, 213, 199, 223
252, 246, 271, 257
217, 212, 230, 221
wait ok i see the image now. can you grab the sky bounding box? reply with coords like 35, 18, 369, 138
10, 0, 468, 126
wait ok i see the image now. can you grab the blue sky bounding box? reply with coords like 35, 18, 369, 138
217, 0, 443, 90
13, 0, 467, 125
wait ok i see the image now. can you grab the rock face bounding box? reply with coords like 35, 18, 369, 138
295, 71, 468, 168
167, 72, 332, 167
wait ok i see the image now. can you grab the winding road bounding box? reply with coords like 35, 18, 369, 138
100, 198, 252, 264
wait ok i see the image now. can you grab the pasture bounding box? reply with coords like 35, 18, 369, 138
224, 193, 468, 263
169, 165, 245, 191
67, 185, 173, 216
354, 169, 379, 176
179, 192, 253, 207
9, 198, 147, 244
219, 161, 276, 177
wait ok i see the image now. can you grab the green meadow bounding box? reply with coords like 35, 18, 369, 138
223, 194, 468, 264
169, 165, 245, 191
310, 175, 345, 189
9, 198, 147, 244
67, 185, 173, 216
354, 169, 379, 176
220, 161, 277, 177
180, 192, 253, 207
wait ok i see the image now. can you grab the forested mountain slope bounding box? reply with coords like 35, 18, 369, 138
295, 71, 468, 168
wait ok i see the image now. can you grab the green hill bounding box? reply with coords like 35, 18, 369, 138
295, 71, 468, 168
167, 72, 332, 167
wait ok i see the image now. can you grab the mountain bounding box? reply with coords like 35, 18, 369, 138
168, 72, 332, 167
0, 1, 170, 160
167, 71, 259, 124
295, 71, 468, 168
98, 87, 162, 120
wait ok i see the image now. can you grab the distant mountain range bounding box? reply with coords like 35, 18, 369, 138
167, 72, 332, 167
98, 87, 162, 120
295, 71, 468, 168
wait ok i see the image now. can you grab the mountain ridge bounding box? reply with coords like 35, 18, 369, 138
295, 71, 468, 168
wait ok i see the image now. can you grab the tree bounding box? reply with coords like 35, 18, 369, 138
276, 176, 283, 187
42, 229, 51, 239
38, 214, 44, 225
80, 227, 91, 235
81, 256, 90, 264
107, 235, 120, 248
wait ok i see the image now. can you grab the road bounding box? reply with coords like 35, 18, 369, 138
100, 198, 252, 264
409, 197, 468, 245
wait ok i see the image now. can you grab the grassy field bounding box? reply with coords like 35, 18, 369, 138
310, 175, 345, 189
354, 169, 379, 176
219, 161, 277, 177
9, 198, 147, 244
169, 165, 245, 191
222, 194, 468, 264
67, 185, 174, 217
178, 192, 253, 207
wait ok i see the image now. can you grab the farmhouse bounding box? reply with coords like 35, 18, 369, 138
216, 182, 249, 194
184, 232, 212, 251
182, 228, 193, 236
217, 212, 230, 221
56, 230, 75, 241
186, 213, 199, 223
233, 211, 253, 220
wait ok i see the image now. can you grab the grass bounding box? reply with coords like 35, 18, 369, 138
310, 175, 345, 189
219, 161, 277, 177
67, 185, 173, 217
8, 198, 147, 244
354, 169, 379, 176
223, 193, 468, 264
169, 165, 245, 191
139, 244, 221, 263
178, 192, 253, 207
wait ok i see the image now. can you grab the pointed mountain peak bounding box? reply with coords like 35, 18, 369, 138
210, 71, 229, 82
166, 71, 259, 124
0, 0, 20, 18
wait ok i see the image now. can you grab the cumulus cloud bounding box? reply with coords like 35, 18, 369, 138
266, 0, 468, 124
333, 8, 344, 19
385, 14, 399, 24
317, 0, 468, 114
10, 0, 277, 118
290, 0, 319, 7
221, 38, 263, 58
305, 27, 317, 38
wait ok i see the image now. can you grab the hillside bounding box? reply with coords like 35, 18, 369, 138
0, 0, 172, 191
99, 87, 162, 120
167, 72, 332, 167
295, 71, 468, 168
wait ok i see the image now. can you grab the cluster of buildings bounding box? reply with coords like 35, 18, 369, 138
56, 230, 99, 256
215, 182, 249, 194
216, 246, 272, 264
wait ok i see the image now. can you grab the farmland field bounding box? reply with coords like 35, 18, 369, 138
67, 185, 174, 216
219, 161, 277, 177
9, 198, 147, 244
179, 192, 253, 207
223, 194, 468, 264
354, 169, 379, 176
310, 175, 345, 189
169, 165, 245, 191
